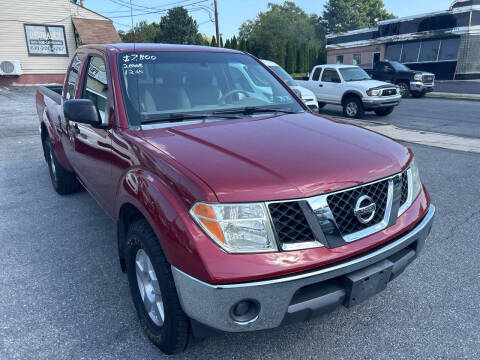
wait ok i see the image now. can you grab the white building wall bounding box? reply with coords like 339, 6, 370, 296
0, 0, 107, 75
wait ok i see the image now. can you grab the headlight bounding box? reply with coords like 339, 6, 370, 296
410, 157, 422, 201
399, 157, 423, 216
366, 88, 381, 96
414, 73, 423, 81
190, 202, 277, 253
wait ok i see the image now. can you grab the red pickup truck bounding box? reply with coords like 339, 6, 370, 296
36, 44, 435, 354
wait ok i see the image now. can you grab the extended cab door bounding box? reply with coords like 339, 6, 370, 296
319, 68, 343, 103
65, 52, 115, 214
306, 66, 323, 99
373, 62, 394, 83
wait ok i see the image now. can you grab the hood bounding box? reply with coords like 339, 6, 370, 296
141, 114, 411, 203
349, 79, 394, 91
291, 85, 316, 101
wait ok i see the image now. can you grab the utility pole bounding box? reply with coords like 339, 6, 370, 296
214, 0, 220, 47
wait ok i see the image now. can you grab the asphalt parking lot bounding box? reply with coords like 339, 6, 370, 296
1, 87, 479, 359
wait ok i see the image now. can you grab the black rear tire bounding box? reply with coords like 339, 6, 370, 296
342, 97, 364, 119
126, 219, 190, 355
374, 107, 395, 116
44, 137, 81, 195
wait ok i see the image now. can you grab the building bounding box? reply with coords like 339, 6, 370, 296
0, 0, 121, 85
326, 0, 480, 80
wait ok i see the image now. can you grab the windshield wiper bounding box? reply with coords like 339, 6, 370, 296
213, 107, 300, 116
141, 113, 242, 124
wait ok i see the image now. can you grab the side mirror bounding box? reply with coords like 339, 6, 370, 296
63, 99, 102, 127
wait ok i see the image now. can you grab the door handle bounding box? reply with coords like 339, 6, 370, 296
319, 84, 323, 87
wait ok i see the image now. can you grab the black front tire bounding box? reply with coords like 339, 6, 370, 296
317, 102, 326, 109
411, 91, 426, 98
397, 82, 410, 98
126, 219, 190, 355
44, 137, 81, 195
374, 107, 395, 116
342, 97, 364, 119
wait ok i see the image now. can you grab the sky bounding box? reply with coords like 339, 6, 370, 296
85, 0, 454, 39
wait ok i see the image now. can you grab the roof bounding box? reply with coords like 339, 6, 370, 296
106, 43, 244, 53
315, 64, 361, 69
72, 18, 121, 44
261, 59, 280, 67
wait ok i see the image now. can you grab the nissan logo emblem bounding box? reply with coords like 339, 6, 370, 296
353, 195, 377, 224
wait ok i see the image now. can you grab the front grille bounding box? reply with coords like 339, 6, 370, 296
268, 202, 314, 244
327, 180, 389, 236
400, 171, 409, 205
423, 75, 434, 84
381, 88, 397, 96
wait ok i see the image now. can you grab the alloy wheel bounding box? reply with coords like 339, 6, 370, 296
346, 102, 358, 117
135, 248, 165, 326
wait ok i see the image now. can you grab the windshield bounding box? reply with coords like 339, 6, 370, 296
269, 65, 296, 86
390, 61, 411, 71
117, 51, 303, 125
338, 67, 371, 82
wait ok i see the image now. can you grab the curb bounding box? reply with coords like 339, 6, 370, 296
426, 92, 480, 101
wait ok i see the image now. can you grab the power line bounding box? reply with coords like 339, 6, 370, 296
108, 0, 210, 18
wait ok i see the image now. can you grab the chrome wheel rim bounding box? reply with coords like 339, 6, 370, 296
346, 102, 358, 117
135, 249, 165, 326
49, 149, 56, 179
399, 83, 408, 96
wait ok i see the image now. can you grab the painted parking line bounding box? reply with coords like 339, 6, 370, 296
332, 116, 480, 154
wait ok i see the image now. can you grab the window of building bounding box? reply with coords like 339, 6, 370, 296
419, 40, 441, 62
83, 56, 109, 122
385, 44, 403, 61
438, 38, 460, 61
312, 67, 322, 81
321, 69, 341, 83
336, 55, 344, 64
401, 42, 421, 63
353, 54, 362, 65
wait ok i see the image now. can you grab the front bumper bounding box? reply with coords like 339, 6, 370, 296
410, 81, 435, 93
362, 95, 402, 109
172, 204, 435, 333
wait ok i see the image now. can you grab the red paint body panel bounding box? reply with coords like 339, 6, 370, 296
36, 44, 431, 285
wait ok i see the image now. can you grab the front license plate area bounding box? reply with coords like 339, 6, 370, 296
342, 259, 393, 308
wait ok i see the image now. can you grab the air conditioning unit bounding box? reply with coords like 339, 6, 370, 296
0, 60, 22, 76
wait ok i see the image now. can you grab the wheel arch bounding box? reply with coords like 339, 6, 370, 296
115, 168, 211, 281
341, 91, 363, 106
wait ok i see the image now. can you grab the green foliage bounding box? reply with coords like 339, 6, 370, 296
156, 6, 202, 44
210, 35, 217, 47
323, 0, 395, 33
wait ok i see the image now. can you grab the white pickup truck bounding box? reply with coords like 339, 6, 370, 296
296, 64, 402, 118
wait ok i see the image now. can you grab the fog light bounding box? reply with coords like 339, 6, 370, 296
230, 299, 260, 324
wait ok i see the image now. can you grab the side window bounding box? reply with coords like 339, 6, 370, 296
374, 62, 384, 71
312, 67, 322, 81
83, 56, 109, 123
65, 55, 82, 100
321, 69, 341, 83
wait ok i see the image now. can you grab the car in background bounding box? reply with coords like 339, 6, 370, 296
366, 61, 435, 98
261, 59, 319, 112
297, 64, 402, 118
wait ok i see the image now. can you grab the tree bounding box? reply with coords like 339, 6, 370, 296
210, 35, 217, 47
230, 36, 237, 49
156, 6, 202, 44
323, 0, 395, 33
225, 38, 231, 48
238, 2, 320, 68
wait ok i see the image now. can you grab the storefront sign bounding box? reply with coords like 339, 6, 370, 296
24, 24, 68, 56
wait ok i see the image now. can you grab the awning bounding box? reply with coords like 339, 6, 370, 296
72, 18, 121, 44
